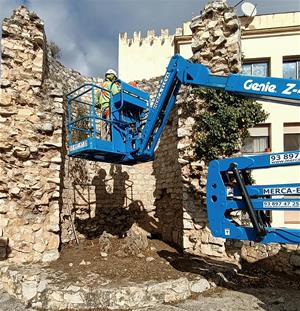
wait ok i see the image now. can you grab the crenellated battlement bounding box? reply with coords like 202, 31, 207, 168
118, 22, 193, 81
119, 22, 192, 47
119, 29, 175, 47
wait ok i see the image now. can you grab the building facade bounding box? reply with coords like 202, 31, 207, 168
118, 11, 300, 228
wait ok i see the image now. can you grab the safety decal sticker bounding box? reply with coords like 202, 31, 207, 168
69, 141, 88, 151
263, 201, 300, 208
263, 187, 300, 195
270, 152, 300, 165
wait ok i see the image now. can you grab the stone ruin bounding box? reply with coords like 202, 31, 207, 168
0, 2, 299, 273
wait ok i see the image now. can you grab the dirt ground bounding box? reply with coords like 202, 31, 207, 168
50, 237, 300, 311
49, 237, 299, 289
49, 238, 195, 284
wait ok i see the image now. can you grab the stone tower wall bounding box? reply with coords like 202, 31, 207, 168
0, 6, 157, 263
119, 29, 175, 81
0, 7, 62, 262
119, 23, 193, 81
150, 0, 241, 258
180, 0, 241, 258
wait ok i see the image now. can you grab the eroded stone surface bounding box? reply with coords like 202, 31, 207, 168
0, 263, 211, 310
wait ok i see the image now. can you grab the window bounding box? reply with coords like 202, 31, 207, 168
283, 59, 300, 80
284, 123, 300, 151
242, 125, 270, 154
242, 60, 269, 77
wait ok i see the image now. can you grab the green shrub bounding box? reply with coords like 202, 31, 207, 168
192, 88, 268, 162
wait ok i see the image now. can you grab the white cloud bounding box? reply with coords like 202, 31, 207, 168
1, 0, 300, 77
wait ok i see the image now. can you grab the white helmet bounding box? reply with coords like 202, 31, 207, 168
105, 69, 117, 77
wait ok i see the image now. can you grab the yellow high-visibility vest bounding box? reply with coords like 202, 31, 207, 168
96, 80, 119, 109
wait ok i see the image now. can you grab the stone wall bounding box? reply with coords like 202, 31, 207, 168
122, 77, 183, 246
62, 160, 156, 243
0, 7, 62, 262
190, 0, 241, 74
0, 6, 157, 263
185, 0, 241, 258
150, 0, 241, 259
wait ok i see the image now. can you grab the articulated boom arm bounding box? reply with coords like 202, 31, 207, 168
138, 55, 300, 160
177, 55, 300, 104
67, 54, 300, 244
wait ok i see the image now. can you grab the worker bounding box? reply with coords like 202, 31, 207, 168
96, 69, 120, 118
96, 69, 120, 139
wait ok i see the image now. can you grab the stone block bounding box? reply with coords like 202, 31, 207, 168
14, 147, 31, 160
42, 250, 59, 262
227, 19, 239, 31
224, 11, 236, 22
207, 20, 218, 29
29, 79, 42, 87
0, 92, 12, 107
22, 280, 38, 301
183, 235, 194, 249
183, 219, 194, 229
33, 241, 46, 253
199, 243, 224, 257
190, 277, 210, 293
64, 292, 85, 304
177, 127, 191, 137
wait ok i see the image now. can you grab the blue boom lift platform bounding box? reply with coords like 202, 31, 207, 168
67, 54, 300, 244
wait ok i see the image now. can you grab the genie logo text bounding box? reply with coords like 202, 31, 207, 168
243, 80, 300, 96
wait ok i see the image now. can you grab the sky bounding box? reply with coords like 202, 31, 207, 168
1, 0, 300, 78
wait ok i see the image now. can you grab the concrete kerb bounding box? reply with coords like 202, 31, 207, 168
0, 263, 212, 310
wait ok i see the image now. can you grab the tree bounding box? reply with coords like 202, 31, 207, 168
192, 88, 268, 162
48, 41, 61, 59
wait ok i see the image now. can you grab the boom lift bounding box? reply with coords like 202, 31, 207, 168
67, 54, 300, 244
